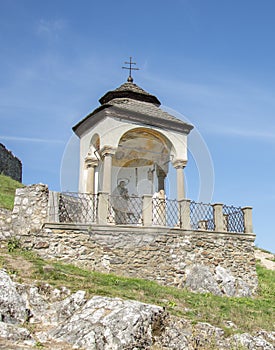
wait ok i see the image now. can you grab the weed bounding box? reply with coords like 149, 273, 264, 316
7, 237, 21, 252
35, 341, 44, 348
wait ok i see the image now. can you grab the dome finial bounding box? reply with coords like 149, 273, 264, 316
122, 56, 139, 83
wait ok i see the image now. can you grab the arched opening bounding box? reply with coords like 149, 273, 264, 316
112, 128, 173, 196
89, 133, 100, 155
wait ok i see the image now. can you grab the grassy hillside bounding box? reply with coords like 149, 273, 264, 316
0, 241, 274, 336
0, 174, 24, 210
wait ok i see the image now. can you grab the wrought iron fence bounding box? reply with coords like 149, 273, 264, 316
48, 191, 246, 233
58, 192, 97, 223
152, 198, 180, 227
107, 195, 143, 225
222, 204, 244, 233
190, 201, 215, 231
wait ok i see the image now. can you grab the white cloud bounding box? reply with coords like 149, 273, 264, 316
36, 19, 67, 39
0, 136, 63, 144
204, 126, 275, 142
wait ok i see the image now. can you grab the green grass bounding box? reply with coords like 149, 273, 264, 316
0, 174, 24, 210
1, 242, 274, 336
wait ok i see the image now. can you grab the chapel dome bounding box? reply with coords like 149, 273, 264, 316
99, 82, 161, 106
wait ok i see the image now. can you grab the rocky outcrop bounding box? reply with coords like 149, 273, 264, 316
185, 264, 252, 297
0, 270, 28, 324
0, 269, 274, 350
48, 296, 165, 349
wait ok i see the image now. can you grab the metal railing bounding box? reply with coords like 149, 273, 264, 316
107, 195, 143, 225
48, 191, 249, 233
152, 198, 180, 227
189, 201, 215, 231
58, 192, 97, 224
222, 204, 244, 233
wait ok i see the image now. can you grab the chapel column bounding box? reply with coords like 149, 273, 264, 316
85, 157, 98, 194
156, 165, 167, 191
173, 160, 187, 201
101, 146, 116, 195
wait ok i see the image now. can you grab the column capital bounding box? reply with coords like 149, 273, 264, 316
172, 159, 187, 169
85, 156, 99, 168
156, 166, 167, 178
100, 146, 117, 158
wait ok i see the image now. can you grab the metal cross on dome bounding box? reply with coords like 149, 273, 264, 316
122, 57, 139, 83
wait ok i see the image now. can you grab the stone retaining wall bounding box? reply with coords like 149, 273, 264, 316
0, 143, 22, 182
0, 208, 13, 240
0, 184, 258, 297
12, 184, 49, 235
19, 224, 258, 297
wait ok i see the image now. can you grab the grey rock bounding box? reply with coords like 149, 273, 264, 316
231, 333, 274, 350
236, 278, 252, 297
215, 266, 236, 296
185, 265, 222, 296
48, 290, 87, 324
49, 296, 166, 350
152, 316, 191, 349
0, 270, 27, 324
0, 321, 32, 342
15, 284, 51, 324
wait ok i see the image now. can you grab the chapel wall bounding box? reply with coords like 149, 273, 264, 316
0, 143, 22, 182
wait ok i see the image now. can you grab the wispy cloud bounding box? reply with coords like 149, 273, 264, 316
204, 126, 275, 142
0, 136, 63, 144
36, 19, 67, 39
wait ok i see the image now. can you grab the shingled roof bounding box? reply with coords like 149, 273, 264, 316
99, 82, 161, 105
73, 81, 193, 136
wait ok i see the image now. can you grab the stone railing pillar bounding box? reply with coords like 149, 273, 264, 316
242, 206, 253, 233
179, 199, 191, 229
142, 195, 153, 226
212, 203, 224, 232
97, 192, 109, 225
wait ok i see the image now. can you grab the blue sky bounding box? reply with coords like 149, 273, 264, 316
1, 0, 275, 252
